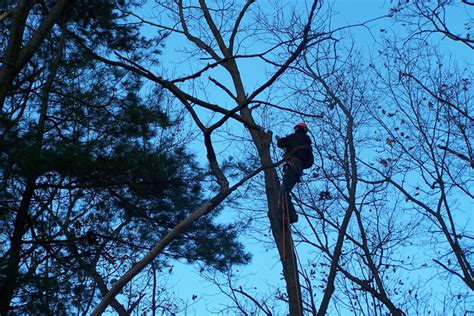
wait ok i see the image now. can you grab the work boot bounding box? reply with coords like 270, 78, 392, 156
288, 210, 298, 223
286, 200, 298, 223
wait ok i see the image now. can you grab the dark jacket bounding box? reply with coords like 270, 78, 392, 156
277, 131, 313, 168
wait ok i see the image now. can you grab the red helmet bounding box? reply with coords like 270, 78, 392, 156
294, 122, 308, 132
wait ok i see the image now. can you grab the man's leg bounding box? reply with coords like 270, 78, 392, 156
281, 162, 300, 223
285, 194, 298, 223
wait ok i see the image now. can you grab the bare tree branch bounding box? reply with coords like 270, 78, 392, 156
233, 286, 272, 316
0, 0, 76, 109
92, 158, 288, 315
437, 145, 474, 167
400, 71, 473, 121
199, 0, 230, 57
177, 0, 222, 62
229, 0, 255, 53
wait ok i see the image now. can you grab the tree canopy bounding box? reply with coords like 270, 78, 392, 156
1, 1, 249, 314
1, 0, 472, 315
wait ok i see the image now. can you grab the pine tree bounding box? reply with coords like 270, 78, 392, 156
0, 1, 249, 314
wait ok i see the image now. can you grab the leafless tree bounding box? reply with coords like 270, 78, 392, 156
252, 2, 473, 313
369, 42, 473, 292
88, 1, 324, 314
280, 40, 407, 314
4, 1, 471, 315
389, 0, 474, 49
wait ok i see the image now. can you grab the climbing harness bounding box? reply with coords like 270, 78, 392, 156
284, 158, 302, 181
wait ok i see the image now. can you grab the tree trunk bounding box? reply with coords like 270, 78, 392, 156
0, 0, 33, 110
0, 177, 36, 314
240, 108, 303, 315
0, 21, 66, 312
0, 0, 74, 110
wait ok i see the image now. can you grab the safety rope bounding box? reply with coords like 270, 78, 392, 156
287, 212, 303, 316
281, 188, 286, 260
279, 183, 303, 316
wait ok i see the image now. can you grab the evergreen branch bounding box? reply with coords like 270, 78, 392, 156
0, 8, 14, 21
92, 157, 288, 315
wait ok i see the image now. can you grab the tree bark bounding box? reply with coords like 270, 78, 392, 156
0, 0, 74, 110
86, 2, 319, 313
0, 22, 67, 313
0, 177, 36, 314
241, 110, 304, 316
0, 0, 33, 110
92, 160, 279, 315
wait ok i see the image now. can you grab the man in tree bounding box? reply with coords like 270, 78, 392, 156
277, 123, 314, 223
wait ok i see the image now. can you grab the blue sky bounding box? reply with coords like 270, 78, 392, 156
105, 1, 473, 314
